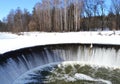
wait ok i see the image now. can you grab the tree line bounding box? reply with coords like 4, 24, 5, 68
0, 0, 120, 32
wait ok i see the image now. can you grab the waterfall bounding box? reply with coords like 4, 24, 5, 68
0, 44, 120, 84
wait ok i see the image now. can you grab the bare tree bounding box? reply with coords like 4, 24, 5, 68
83, 0, 93, 30
14, 8, 23, 32
7, 9, 15, 32
23, 9, 31, 31
2, 0, 113, 32
64, 0, 68, 31
110, 0, 120, 30
99, 0, 106, 30
33, 3, 41, 31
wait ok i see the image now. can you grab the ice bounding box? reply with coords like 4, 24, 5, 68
75, 73, 94, 81
75, 73, 112, 84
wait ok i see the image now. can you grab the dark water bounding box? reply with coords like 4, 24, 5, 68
13, 63, 120, 84
0, 44, 120, 84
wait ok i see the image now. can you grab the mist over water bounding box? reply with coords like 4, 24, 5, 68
0, 44, 120, 84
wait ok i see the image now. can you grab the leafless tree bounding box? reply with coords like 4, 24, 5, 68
23, 9, 31, 31
7, 9, 15, 32
14, 8, 23, 32
110, 0, 120, 30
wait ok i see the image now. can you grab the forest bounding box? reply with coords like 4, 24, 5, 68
0, 0, 120, 32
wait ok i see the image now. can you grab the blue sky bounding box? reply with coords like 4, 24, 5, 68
0, 0, 41, 20
0, 0, 111, 21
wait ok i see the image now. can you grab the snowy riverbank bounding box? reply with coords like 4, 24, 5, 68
0, 31, 120, 54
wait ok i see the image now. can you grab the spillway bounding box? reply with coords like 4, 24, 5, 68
0, 44, 120, 84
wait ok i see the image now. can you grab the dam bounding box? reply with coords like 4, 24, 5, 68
0, 44, 120, 84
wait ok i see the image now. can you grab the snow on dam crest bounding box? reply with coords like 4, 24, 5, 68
0, 31, 120, 54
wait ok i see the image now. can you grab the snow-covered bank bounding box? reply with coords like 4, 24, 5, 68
0, 31, 120, 54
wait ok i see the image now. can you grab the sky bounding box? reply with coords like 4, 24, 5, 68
0, 0, 41, 21
0, 0, 111, 21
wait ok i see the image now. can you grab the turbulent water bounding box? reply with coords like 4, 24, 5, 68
13, 62, 120, 84
0, 44, 120, 84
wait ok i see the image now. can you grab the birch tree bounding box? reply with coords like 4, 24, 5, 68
7, 9, 15, 32
14, 8, 23, 32
64, 0, 68, 31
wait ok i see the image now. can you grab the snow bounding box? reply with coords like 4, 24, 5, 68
75, 73, 112, 84
0, 31, 120, 54
75, 73, 94, 81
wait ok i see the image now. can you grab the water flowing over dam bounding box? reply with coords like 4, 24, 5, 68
0, 44, 120, 84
